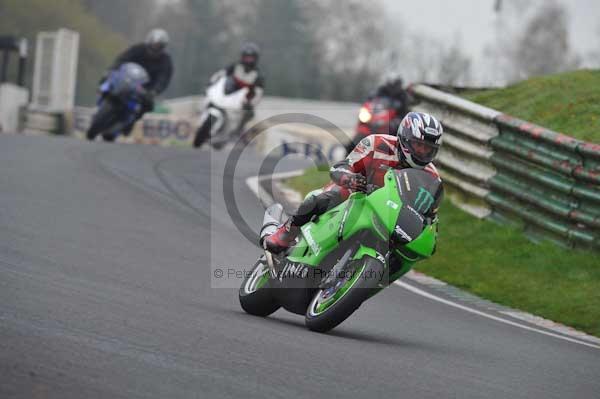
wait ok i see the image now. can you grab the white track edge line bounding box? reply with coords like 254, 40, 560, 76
246, 169, 306, 208
394, 280, 600, 350
245, 175, 274, 208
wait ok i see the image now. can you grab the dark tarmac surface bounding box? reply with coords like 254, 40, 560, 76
1, 134, 598, 398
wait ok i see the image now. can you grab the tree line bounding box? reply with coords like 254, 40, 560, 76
86, 0, 395, 103
0, 0, 593, 105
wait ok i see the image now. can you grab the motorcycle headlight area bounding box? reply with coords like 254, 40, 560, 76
358, 107, 372, 123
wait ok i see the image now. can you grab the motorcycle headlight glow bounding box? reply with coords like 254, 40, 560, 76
358, 107, 372, 123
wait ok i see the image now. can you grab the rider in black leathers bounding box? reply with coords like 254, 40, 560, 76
369, 76, 411, 134
91, 28, 174, 138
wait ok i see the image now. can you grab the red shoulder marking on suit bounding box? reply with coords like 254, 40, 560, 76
424, 163, 440, 178
373, 134, 397, 154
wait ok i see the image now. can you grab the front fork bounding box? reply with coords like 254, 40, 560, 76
352, 244, 415, 298
264, 249, 278, 279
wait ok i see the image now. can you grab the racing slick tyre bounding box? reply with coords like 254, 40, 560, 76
239, 258, 280, 317
193, 115, 216, 148
101, 132, 117, 142
87, 100, 119, 141
305, 256, 385, 333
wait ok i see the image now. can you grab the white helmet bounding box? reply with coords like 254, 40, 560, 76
145, 29, 169, 53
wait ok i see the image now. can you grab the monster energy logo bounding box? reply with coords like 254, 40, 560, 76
414, 187, 434, 213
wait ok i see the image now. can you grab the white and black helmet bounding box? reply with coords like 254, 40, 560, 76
240, 42, 260, 68
145, 29, 170, 53
397, 112, 443, 167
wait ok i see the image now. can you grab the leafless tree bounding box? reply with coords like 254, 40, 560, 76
586, 25, 600, 67
483, 0, 582, 84
304, 0, 392, 99
510, 1, 580, 80
437, 36, 472, 86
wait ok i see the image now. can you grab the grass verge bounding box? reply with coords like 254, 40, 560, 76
284, 167, 600, 337
463, 69, 600, 142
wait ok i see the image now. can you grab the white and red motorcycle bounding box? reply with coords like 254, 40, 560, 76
193, 74, 259, 149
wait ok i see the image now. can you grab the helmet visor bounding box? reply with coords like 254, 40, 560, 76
241, 54, 257, 65
406, 138, 439, 163
148, 42, 166, 55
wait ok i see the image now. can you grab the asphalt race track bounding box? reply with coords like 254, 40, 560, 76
1, 133, 599, 398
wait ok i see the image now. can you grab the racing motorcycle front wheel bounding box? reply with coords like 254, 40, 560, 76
87, 100, 119, 141
193, 114, 217, 148
305, 256, 385, 333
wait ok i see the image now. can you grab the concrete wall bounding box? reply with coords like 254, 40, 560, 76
0, 83, 29, 133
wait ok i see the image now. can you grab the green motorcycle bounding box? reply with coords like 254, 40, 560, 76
239, 168, 442, 332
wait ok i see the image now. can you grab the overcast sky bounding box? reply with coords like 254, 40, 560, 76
383, 0, 600, 84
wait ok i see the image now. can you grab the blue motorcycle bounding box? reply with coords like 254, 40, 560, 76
86, 63, 149, 142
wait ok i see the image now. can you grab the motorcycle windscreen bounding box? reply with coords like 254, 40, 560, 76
391, 206, 425, 245
111, 63, 149, 98
391, 168, 442, 258
394, 168, 443, 218
119, 63, 149, 86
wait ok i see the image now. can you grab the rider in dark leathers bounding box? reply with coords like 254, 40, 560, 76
345, 76, 412, 153
89, 29, 173, 138
369, 76, 411, 132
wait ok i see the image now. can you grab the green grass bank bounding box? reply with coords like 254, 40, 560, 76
464, 69, 600, 142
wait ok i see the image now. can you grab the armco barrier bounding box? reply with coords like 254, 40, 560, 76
72, 105, 198, 146
0, 83, 29, 133
409, 84, 600, 250
489, 115, 600, 248
70, 96, 357, 150
22, 108, 67, 135
409, 84, 500, 218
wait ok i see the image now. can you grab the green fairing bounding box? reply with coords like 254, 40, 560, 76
287, 169, 438, 279
406, 225, 437, 258
352, 246, 380, 262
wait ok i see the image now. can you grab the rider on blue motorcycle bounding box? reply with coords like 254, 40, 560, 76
91, 28, 173, 137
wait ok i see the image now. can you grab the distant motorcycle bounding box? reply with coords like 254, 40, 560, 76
87, 63, 149, 142
193, 74, 254, 149
346, 96, 401, 153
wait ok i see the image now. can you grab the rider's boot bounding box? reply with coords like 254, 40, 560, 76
263, 218, 300, 254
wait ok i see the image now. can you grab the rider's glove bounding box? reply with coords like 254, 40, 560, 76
339, 172, 368, 192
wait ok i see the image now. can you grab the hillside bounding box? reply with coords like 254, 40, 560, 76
465, 69, 600, 143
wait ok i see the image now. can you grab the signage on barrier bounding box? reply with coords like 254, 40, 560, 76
280, 140, 347, 163
72, 106, 198, 146
141, 119, 194, 141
